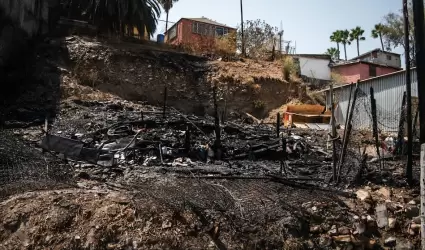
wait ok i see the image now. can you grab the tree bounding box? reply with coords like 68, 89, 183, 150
325, 47, 339, 60
371, 23, 385, 51
349, 26, 366, 56
340, 29, 351, 60
66, 0, 161, 38
330, 30, 343, 60
237, 19, 278, 58
379, 4, 424, 65
158, 0, 178, 33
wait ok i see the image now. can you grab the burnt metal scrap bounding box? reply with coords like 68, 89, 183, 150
38, 100, 363, 185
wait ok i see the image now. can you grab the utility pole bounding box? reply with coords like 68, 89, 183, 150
403, 0, 413, 184
240, 0, 245, 57
412, 0, 425, 248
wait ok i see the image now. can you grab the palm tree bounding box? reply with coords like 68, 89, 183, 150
349, 26, 366, 56
325, 47, 339, 60
79, 0, 161, 37
341, 29, 351, 60
371, 23, 385, 51
159, 0, 179, 33
330, 30, 343, 60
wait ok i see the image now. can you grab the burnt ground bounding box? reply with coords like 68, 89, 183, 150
0, 35, 421, 250
0, 99, 421, 250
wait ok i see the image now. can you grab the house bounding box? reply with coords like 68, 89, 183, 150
320, 68, 418, 132
290, 54, 332, 86
164, 17, 237, 49
330, 49, 402, 82
352, 48, 401, 68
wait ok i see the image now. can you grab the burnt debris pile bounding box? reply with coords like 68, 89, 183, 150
36, 100, 363, 186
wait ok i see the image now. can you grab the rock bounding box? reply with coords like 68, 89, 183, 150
375, 204, 388, 228
412, 216, 421, 224
375, 187, 391, 199
328, 225, 338, 236
405, 205, 420, 219
356, 189, 372, 202
410, 223, 420, 234
388, 217, 397, 229
366, 239, 377, 249
319, 236, 332, 247
354, 221, 366, 234
396, 241, 415, 250
338, 226, 351, 235
408, 200, 416, 205
310, 225, 322, 234
333, 235, 352, 243
384, 237, 396, 247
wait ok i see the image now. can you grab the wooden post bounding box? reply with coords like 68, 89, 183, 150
421, 144, 425, 248
280, 137, 287, 176
330, 84, 337, 182
370, 87, 383, 170
213, 83, 221, 160
403, 0, 413, 184
337, 86, 359, 182
163, 86, 167, 119
276, 113, 281, 137
395, 92, 407, 155
413, 0, 425, 145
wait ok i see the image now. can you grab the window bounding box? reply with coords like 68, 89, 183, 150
168, 26, 177, 40
192, 22, 219, 36
215, 27, 229, 37
387, 55, 392, 60
369, 65, 377, 77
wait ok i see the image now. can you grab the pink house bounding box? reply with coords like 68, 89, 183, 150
331, 61, 402, 82
331, 49, 402, 82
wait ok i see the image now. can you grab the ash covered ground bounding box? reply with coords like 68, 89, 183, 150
0, 99, 421, 250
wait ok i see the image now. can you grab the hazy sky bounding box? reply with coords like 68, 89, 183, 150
155, 0, 406, 63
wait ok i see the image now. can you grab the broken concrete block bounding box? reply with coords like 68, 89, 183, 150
356, 189, 372, 202
375, 204, 388, 228
375, 187, 391, 199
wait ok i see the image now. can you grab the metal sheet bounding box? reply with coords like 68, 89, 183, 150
41, 134, 83, 158
327, 68, 418, 132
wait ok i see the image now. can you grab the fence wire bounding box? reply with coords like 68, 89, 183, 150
0, 129, 74, 199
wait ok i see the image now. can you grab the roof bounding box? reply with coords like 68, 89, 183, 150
330, 60, 402, 70
165, 17, 236, 34
290, 54, 331, 60
317, 67, 416, 93
183, 17, 236, 29
351, 48, 401, 60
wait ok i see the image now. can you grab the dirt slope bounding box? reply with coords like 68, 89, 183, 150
62, 36, 311, 119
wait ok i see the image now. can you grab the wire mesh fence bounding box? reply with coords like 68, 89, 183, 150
0, 129, 74, 199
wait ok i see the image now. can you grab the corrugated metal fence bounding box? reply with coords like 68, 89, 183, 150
328, 68, 418, 133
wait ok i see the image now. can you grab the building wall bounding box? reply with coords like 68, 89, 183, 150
327, 68, 418, 132
357, 51, 401, 68
167, 19, 237, 50
333, 63, 401, 83
297, 57, 331, 81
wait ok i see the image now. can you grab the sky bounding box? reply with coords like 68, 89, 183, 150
154, 0, 407, 66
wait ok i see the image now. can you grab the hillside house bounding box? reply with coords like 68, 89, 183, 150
164, 17, 236, 50
330, 49, 402, 83
290, 54, 332, 86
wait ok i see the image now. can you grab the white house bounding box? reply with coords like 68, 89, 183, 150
291, 54, 332, 86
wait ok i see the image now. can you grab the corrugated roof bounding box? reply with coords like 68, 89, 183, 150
183, 17, 236, 29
